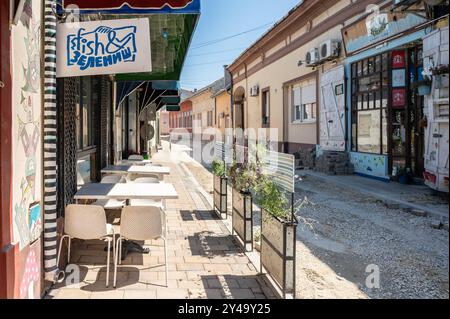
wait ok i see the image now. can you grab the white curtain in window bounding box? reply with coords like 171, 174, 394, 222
302, 84, 316, 104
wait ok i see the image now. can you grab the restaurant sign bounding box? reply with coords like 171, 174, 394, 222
341, 4, 428, 55
56, 18, 151, 78
58, 0, 200, 14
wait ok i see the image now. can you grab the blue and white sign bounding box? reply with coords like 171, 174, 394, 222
56, 18, 151, 77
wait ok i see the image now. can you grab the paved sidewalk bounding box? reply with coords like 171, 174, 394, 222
46, 144, 274, 299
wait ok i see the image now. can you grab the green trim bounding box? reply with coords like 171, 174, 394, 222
115, 14, 198, 82
165, 105, 181, 111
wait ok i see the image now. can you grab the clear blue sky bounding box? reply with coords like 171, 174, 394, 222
180, 0, 301, 91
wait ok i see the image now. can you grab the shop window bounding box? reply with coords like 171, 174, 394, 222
76, 77, 95, 151
77, 154, 92, 186
291, 80, 316, 123
351, 53, 389, 155
75, 77, 97, 186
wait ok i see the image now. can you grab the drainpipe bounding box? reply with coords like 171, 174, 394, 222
224, 65, 234, 148
43, 0, 64, 283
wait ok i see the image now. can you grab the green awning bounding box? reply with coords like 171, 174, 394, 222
110, 14, 199, 81
160, 96, 181, 104
165, 105, 181, 112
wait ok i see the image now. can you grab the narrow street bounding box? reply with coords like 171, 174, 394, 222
1, 0, 449, 305
173, 140, 449, 299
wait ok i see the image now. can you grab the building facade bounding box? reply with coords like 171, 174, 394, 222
343, 1, 448, 183
169, 99, 194, 132
227, 0, 373, 152
227, 0, 448, 189
0, 0, 200, 299
191, 78, 225, 141
213, 89, 232, 136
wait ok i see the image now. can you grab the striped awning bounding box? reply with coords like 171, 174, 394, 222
58, 0, 200, 14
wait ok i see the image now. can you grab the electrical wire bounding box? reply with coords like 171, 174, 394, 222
188, 47, 248, 57
183, 59, 232, 67
190, 21, 275, 49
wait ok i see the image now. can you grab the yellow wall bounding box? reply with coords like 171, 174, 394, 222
215, 91, 231, 135
191, 89, 214, 132
232, 0, 355, 149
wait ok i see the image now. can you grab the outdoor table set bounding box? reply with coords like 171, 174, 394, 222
57, 158, 177, 287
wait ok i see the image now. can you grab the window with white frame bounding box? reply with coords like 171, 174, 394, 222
291, 79, 317, 123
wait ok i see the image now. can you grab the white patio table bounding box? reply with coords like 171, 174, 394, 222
101, 164, 170, 180
73, 182, 178, 202
73, 182, 178, 257
117, 159, 153, 166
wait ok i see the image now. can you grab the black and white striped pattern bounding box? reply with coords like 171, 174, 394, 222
43, 0, 58, 279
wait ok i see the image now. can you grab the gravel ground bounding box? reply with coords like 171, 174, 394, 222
294, 174, 449, 299
174, 141, 448, 299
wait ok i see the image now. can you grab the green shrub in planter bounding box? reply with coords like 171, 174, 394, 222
212, 159, 228, 219
229, 161, 258, 251
255, 176, 297, 298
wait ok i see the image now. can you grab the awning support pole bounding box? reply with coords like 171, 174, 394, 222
43, 0, 63, 283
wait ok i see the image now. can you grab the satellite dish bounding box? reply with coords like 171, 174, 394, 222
147, 124, 155, 140
140, 123, 155, 141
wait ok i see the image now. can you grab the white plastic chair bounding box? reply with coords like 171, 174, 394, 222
57, 205, 115, 287
114, 206, 168, 288
128, 155, 144, 161
129, 177, 164, 208
93, 175, 126, 210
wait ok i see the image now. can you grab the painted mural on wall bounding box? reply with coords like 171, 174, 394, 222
350, 152, 388, 180
14, 239, 42, 299
12, 0, 43, 250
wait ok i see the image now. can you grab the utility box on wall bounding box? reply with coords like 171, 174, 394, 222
423, 26, 449, 193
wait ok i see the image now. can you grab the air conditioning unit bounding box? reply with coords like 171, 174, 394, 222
320, 40, 341, 61
250, 85, 259, 97
305, 48, 319, 67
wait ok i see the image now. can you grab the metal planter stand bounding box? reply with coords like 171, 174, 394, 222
232, 188, 253, 252
213, 175, 228, 219
260, 208, 298, 299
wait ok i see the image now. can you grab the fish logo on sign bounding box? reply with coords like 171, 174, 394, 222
67, 25, 137, 71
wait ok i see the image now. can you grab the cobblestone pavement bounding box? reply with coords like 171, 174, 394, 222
47, 143, 275, 299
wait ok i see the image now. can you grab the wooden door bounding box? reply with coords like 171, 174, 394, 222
319, 65, 346, 151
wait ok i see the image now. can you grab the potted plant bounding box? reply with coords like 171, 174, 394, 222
212, 159, 228, 219
229, 161, 258, 251
255, 175, 297, 298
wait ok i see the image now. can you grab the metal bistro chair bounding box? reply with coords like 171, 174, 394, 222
114, 206, 168, 288
57, 205, 116, 287
93, 175, 127, 210
129, 177, 164, 208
